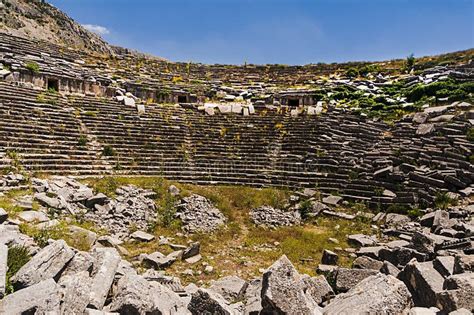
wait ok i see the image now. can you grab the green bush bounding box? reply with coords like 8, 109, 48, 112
405, 53, 415, 71
78, 135, 87, 146
345, 68, 359, 78
298, 200, 312, 220
25, 61, 40, 74
102, 145, 116, 156
6, 245, 31, 294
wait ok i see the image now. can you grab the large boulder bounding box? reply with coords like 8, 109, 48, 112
0, 278, 61, 313
261, 255, 321, 314
398, 259, 444, 307
300, 274, 334, 305
323, 274, 413, 314
11, 239, 74, 289
109, 274, 188, 314
59, 270, 92, 314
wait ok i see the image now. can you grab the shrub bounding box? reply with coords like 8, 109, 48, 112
405, 53, 415, 71
78, 135, 87, 146
434, 191, 457, 210
102, 145, 116, 156
298, 200, 312, 220
6, 245, 31, 294
25, 61, 40, 74
345, 68, 359, 78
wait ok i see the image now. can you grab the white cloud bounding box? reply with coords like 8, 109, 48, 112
82, 24, 110, 35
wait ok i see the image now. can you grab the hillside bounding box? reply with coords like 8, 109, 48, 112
0, 0, 114, 55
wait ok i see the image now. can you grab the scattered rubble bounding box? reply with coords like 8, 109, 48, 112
175, 194, 226, 233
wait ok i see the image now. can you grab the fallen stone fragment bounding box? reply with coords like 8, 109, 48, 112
0, 244, 6, 298
11, 239, 74, 289
59, 270, 92, 314
61, 250, 95, 277
243, 279, 262, 315
17, 210, 49, 223
322, 195, 342, 206
409, 307, 440, 315
261, 255, 320, 314
109, 274, 187, 314
348, 234, 377, 247
335, 268, 379, 292
323, 274, 412, 314
209, 275, 248, 302
0, 208, 7, 224
321, 249, 338, 265
453, 254, 473, 274
398, 259, 444, 307
130, 230, 155, 242
380, 260, 401, 277
436, 273, 474, 312
433, 256, 455, 277
182, 241, 200, 260
188, 288, 235, 315
352, 255, 384, 270
301, 274, 334, 305
250, 205, 301, 228
88, 247, 121, 310
0, 278, 61, 314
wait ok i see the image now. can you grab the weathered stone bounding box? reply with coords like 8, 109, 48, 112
17, 210, 49, 223
380, 260, 401, 277
0, 244, 7, 298
11, 239, 74, 289
335, 267, 379, 292
243, 279, 262, 315
69, 225, 98, 248
433, 256, 455, 277
301, 274, 334, 305
182, 242, 200, 260
176, 194, 226, 233
437, 273, 474, 312
188, 288, 235, 315
61, 250, 95, 277
59, 270, 92, 314
0, 278, 61, 314
209, 275, 248, 302
261, 255, 320, 314
323, 274, 412, 315
409, 307, 440, 315
109, 274, 187, 314
0, 208, 7, 224
454, 254, 473, 274
88, 247, 121, 310
348, 234, 377, 247
321, 249, 338, 265
130, 230, 155, 242
398, 259, 444, 307
385, 213, 411, 226
250, 205, 301, 227
352, 255, 384, 270
85, 193, 108, 208
322, 195, 342, 206
35, 192, 61, 209
144, 250, 181, 269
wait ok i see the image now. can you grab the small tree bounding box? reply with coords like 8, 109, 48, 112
405, 53, 415, 72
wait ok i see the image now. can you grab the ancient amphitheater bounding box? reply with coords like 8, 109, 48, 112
0, 0, 473, 314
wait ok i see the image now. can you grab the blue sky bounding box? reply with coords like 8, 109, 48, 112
49, 0, 474, 65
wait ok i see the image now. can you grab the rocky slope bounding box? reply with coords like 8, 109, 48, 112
0, 0, 114, 55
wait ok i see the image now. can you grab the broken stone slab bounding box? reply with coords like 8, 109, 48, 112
85, 309, 119, 315
130, 230, 155, 242
88, 247, 121, 310
61, 250, 95, 277
380, 260, 401, 277
261, 255, 320, 314
188, 288, 235, 315
0, 244, 6, 298
0, 208, 7, 224
301, 274, 335, 305
335, 268, 379, 292
453, 254, 473, 274
352, 255, 384, 270
323, 274, 412, 315
11, 239, 74, 289
322, 210, 355, 220
416, 123, 435, 135
321, 249, 338, 265
85, 193, 108, 208
182, 242, 200, 260
322, 195, 342, 206
109, 274, 188, 314
59, 270, 92, 314
398, 259, 444, 307
409, 307, 440, 315
0, 278, 61, 314
243, 279, 262, 314
348, 234, 377, 247
433, 256, 455, 277
209, 275, 248, 302
17, 210, 49, 223
436, 273, 474, 312
379, 246, 428, 268
385, 213, 411, 227
34, 192, 61, 209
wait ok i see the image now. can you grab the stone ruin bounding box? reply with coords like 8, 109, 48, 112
0, 13, 473, 315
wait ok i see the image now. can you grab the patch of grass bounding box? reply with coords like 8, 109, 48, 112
6, 245, 31, 294
434, 191, 458, 210
25, 61, 40, 74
